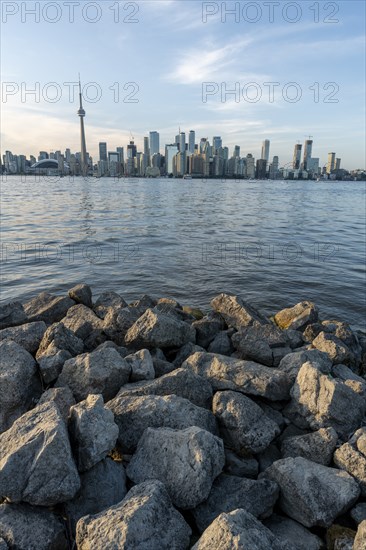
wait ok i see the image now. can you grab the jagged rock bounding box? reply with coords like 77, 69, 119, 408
117, 367, 213, 408
258, 444, 282, 472
125, 349, 155, 381
264, 514, 324, 550
192, 313, 226, 348
68, 283, 93, 308
0, 321, 46, 354
210, 293, 269, 329
0, 503, 67, 550
129, 294, 157, 315
56, 348, 131, 402
38, 350, 72, 384
69, 395, 119, 472
351, 503, 366, 524
207, 331, 234, 355
0, 402, 80, 506
0, 301, 27, 330
192, 509, 288, 550
192, 473, 279, 532
127, 426, 225, 509
157, 297, 182, 308
0, 340, 39, 433
93, 291, 128, 319
212, 390, 280, 454
285, 362, 366, 437
153, 302, 194, 323
61, 304, 105, 342
232, 322, 290, 366
259, 402, 286, 430
303, 323, 324, 342
153, 358, 176, 377
182, 352, 292, 401
323, 320, 362, 363
125, 308, 195, 349
278, 349, 332, 383
285, 329, 304, 349
281, 427, 338, 465
106, 394, 217, 453
354, 521, 366, 549
76, 480, 191, 550
334, 428, 366, 496
274, 301, 318, 331
65, 458, 127, 534
36, 321, 84, 358
94, 340, 128, 356
262, 457, 360, 528
102, 306, 140, 344
172, 342, 205, 367
24, 292, 75, 324
333, 364, 366, 387
313, 331, 352, 364
224, 449, 258, 478
37, 386, 75, 422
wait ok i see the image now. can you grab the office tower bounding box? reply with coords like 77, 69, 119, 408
269, 156, 279, 179
303, 139, 313, 170
246, 154, 255, 178
213, 136, 222, 153
149, 131, 159, 155
327, 152, 336, 173
335, 158, 341, 170
165, 144, 178, 175
116, 147, 124, 164
38, 151, 49, 160
127, 141, 137, 158
77, 78, 88, 176
307, 157, 319, 175
293, 144, 302, 169
199, 138, 207, 154
188, 130, 195, 154
256, 158, 267, 179
143, 137, 150, 156
261, 139, 270, 162
99, 142, 107, 162
233, 145, 240, 158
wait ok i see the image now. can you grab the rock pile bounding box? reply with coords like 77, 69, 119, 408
0, 285, 365, 549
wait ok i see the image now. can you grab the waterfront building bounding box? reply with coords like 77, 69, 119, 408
336, 158, 341, 170
127, 141, 137, 158
246, 154, 255, 178
149, 131, 159, 155
99, 142, 107, 162
188, 130, 195, 154
212, 136, 222, 154
179, 132, 186, 154
77, 79, 88, 176
116, 147, 124, 164
261, 139, 270, 163
307, 157, 319, 175
256, 158, 267, 179
233, 145, 240, 158
269, 156, 279, 179
303, 139, 313, 170
327, 152, 336, 173
165, 144, 178, 175
292, 144, 302, 169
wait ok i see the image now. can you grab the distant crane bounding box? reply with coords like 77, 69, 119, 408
129, 130, 134, 142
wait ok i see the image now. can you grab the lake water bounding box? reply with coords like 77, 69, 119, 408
1, 175, 365, 330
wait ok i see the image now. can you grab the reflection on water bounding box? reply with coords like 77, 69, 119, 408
0, 176, 365, 330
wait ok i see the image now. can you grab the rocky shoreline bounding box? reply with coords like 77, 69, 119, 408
0, 285, 366, 549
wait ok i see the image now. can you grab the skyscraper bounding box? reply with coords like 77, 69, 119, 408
213, 136, 222, 154
99, 142, 107, 162
303, 139, 313, 170
143, 137, 150, 156
179, 132, 186, 153
327, 152, 336, 173
233, 145, 240, 158
77, 78, 88, 176
149, 131, 159, 155
188, 130, 195, 154
261, 140, 270, 163
335, 158, 341, 170
292, 144, 302, 169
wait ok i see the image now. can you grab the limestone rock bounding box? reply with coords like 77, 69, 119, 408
192, 509, 288, 550
0, 402, 80, 506
232, 322, 290, 366
264, 513, 324, 550
0, 503, 67, 550
172, 342, 205, 368
24, 291, 75, 324
36, 321, 84, 358
207, 331, 234, 355
0, 301, 27, 330
0, 340, 38, 433
192, 313, 226, 348
182, 352, 292, 401
334, 428, 366, 496
313, 331, 352, 364
353, 520, 366, 550
93, 291, 128, 319
38, 349, 73, 384
274, 301, 318, 331
210, 293, 269, 329
125, 308, 196, 349
37, 386, 75, 422
69, 394, 119, 472
127, 426, 225, 509
125, 348, 155, 381
68, 283, 93, 308
281, 427, 338, 465
0, 321, 46, 354
106, 394, 217, 453
61, 304, 105, 343
278, 348, 332, 383
102, 306, 140, 344
213, 390, 280, 454
262, 457, 360, 528
117, 367, 213, 408
192, 473, 279, 532
56, 347, 131, 402
76, 480, 191, 550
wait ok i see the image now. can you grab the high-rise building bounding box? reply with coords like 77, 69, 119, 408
303, 139, 313, 170
149, 131, 159, 155
292, 144, 302, 169
335, 158, 341, 170
165, 144, 178, 175
269, 156, 279, 179
261, 139, 270, 163
188, 130, 195, 154
143, 137, 150, 156
233, 145, 240, 158
127, 141, 137, 159
116, 147, 124, 164
99, 142, 107, 162
256, 158, 267, 179
212, 136, 222, 154
246, 154, 255, 179
77, 78, 88, 176
179, 132, 186, 154
327, 152, 336, 173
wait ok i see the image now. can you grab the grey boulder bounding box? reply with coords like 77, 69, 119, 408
76, 480, 191, 550
38, 350, 73, 384
61, 304, 105, 348
192, 312, 226, 348
313, 331, 352, 364
0, 301, 27, 330
210, 293, 269, 329
278, 348, 332, 383
125, 348, 155, 381
354, 520, 366, 550
0, 321, 46, 354
24, 291, 75, 324
232, 322, 291, 367
127, 426, 225, 509
351, 503, 366, 524
281, 427, 338, 465
334, 428, 366, 496
68, 283, 93, 308
264, 514, 324, 550
93, 291, 128, 319
274, 301, 318, 331
37, 386, 76, 422
172, 342, 205, 368
207, 331, 234, 355
36, 321, 84, 358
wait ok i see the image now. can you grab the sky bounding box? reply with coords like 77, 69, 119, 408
1, 0, 365, 169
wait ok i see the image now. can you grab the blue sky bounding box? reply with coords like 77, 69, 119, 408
1, 0, 365, 168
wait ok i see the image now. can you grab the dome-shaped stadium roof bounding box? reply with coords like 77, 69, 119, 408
31, 159, 69, 169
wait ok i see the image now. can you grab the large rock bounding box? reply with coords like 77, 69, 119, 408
285, 362, 366, 437
210, 293, 269, 329
224, 449, 259, 478
76, 480, 191, 550
192, 473, 279, 532
103, 306, 141, 345
37, 386, 75, 422
117, 367, 213, 408
125, 348, 155, 381
313, 331, 352, 364
351, 503, 366, 525
65, 458, 127, 534
207, 331, 234, 356
0, 402, 80, 506
56, 348, 131, 402
127, 426, 225, 509
323, 320, 363, 368
0, 321, 46, 354
36, 321, 84, 358
0, 503, 67, 550
69, 394, 119, 472
60, 304, 105, 345
354, 520, 366, 549
0, 340, 39, 433
281, 427, 338, 465
172, 342, 205, 367
0, 301, 27, 330
334, 428, 366, 496
262, 457, 360, 528
68, 283, 93, 308
274, 301, 318, 331
232, 322, 291, 367
38, 350, 73, 384
264, 514, 324, 550
107, 394, 217, 453
24, 291, 75, 324
212, 390, 280, 454
192, 312, 226, 348
278, 349, 332, 383
125, 308, 196, 349
182, 352, 292, 401
192, 509, 288, 550
93, 291, 128, 319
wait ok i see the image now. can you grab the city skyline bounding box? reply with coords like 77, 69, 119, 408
1, 1, 365, 168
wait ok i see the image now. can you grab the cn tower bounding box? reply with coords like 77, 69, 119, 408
77, 76, 88, 176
